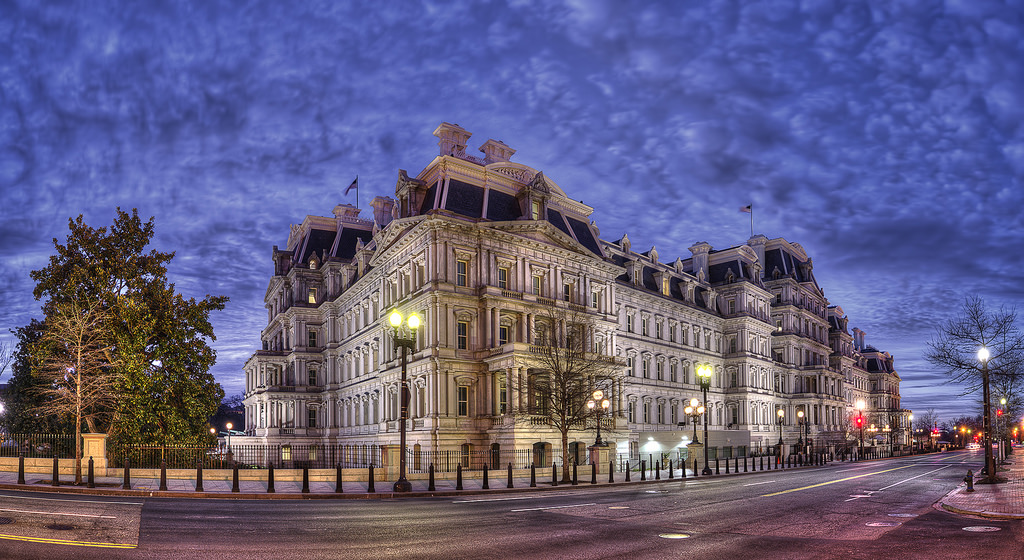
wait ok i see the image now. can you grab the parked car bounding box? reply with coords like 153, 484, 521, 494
966, 442, 980, 449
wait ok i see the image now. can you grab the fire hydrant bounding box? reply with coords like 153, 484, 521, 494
964, 470, 975, 492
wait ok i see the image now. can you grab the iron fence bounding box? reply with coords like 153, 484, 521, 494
0, 433, 75, 459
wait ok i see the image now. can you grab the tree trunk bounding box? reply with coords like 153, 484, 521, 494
561, 429, 570, 483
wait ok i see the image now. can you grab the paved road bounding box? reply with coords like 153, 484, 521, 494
0, 450, 1018, 559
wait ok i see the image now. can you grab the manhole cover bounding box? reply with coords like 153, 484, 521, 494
963, 526, 1001, 532
888, 513, 917, 518
45, 524, 75, 531
866, 522, 900, 527
0, 517, 13, 525
658, 533, 691, 539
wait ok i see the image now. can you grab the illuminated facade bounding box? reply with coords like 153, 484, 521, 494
240, 123, 909, 458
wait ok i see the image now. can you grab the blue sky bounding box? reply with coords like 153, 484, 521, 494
1, 0, 1022, 425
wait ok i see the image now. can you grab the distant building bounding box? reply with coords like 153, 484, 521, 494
239, 123, 909, 460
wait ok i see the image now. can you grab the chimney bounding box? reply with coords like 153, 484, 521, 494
688, 242, 712, 283
746, 235, 768, 280
433, 122, 472, 158
852, 328, 865, 351
479, 139, 516, 164
370, 196, 396, 227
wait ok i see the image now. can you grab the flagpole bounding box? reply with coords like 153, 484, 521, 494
750, 205, 753, 238
356, 175, 359, 209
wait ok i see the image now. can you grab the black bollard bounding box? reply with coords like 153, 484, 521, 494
965, 470, 975, 492
232, 463, 240, 493
160, 460, 168, 491
552, 462, 557, 486
483, 464, 489, 490
530, 463, 537, 488
735, 457, 739, 473
52, 455, 60, 487
267, 462, 275, 493
715, 458, 720, 475
88, 456, 95, 488
572, 462, 578, 486
336, 464, 344, 493
625, 462, 631, 482
725, 458, 730, 474
368, 464, 375, 493
655, 461, 660, 480
681, 459, 687, 479
302, 466, 310, 493
668, 459, 674, 479
693, 458, 699, 477
508, 463, 515, 489
609, 460, 614, 484
456, 463, 463, 490
641, 460, 646, 481
17, 452, 25, 485
744, 457, 748, 473
760, 455, 764, 471
122, 457, 131, 490
195, 459, 204, 492
427, 464, 435, 492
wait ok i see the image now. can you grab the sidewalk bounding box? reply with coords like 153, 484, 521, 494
940, 457, 1024, 519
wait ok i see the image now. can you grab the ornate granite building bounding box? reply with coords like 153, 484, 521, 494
239, 123, 909, 460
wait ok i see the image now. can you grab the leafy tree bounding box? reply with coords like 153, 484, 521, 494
1, 321, 74, 435
513, 306, 623, 482
926, 295, 1024, 482
25, 208, 227, 447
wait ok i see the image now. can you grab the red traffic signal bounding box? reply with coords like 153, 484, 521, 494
855, 416, 864, 428
997, 409, 1004, 416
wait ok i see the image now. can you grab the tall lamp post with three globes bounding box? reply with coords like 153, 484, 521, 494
388, 310, 420, 493
696, 364, 713, 475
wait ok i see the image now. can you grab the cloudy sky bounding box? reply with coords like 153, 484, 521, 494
1, 0, 1022, 425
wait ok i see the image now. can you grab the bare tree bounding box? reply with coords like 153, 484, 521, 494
0, 340, 13, 380
33, 298, 117, 484
926, 295, 1024, 482
512, 306, 623, 482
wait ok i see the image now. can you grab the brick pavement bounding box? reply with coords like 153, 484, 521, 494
940, 457, 1024, 519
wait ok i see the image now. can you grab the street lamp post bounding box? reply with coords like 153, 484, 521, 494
856, 400, 865, 458
684, 398, 705, 445
389, 310, 420, 493
587, 390, 611, 446
794, 409, 802, 454
979, 347, 995, 483
999, 397, 1007, 463
907, 414, 913, 454
776, 408, 785, 461
696, 364, 713, 475
226, 422, 233, 450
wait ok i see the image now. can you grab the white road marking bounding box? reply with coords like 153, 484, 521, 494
0, 494, 142, 506
452, 495, 551, 503
742, 480, 776, 487
877, 465, 953, 491
511, 503, 596, 512
0, 507, 116, 519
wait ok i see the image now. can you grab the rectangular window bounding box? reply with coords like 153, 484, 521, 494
626, 315, 634, 332
308, 330, 317, 348
655, 322, 662, 339
457, 321, 469, 350
532, 275, 542, 295
627, 402, 635, 423
671, 405, 678, 425
592, 291, 599, 308
499, 325, 510, 345
626, 356, 634, 376
658, 403, 664, 424
531, 200, 541, 220
498, 267, 509, 290
642, 360, 649, 378
456, 260, 468, 287
308, 408, 317, 428
499, 381, 507, 415
670, 363, 677, 383
457, 386, 469, 416
563, 283, 571, 302
728, 299, 736, 314
643, 403, 650, 424
670, 326, 676, 342
308, 368, 317, 386
657, 362, 663, 380
642, 317, 648, 336
307, 287, 317, 304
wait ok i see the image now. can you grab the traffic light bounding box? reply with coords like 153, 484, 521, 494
855, 416, 864, 428
997, 409, 1004, 416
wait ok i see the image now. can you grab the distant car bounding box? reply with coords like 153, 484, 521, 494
966, 443, 980, 449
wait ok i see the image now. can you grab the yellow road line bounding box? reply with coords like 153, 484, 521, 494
0, 533, 136, 549
762, 465, 914, 497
